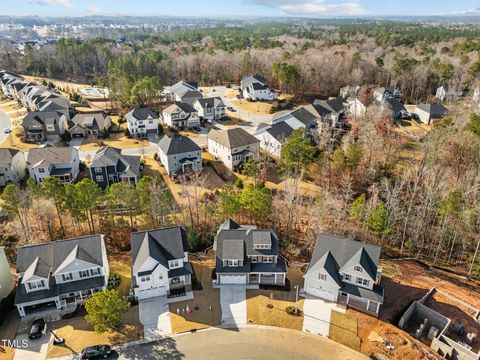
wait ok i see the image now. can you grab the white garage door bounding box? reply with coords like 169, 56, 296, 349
138, 286, 167, 300
220, 274, 247, 284
307, 286, 336, 302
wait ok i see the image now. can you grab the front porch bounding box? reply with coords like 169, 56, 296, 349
249, 273, 285, 286
337, 292, 380, 316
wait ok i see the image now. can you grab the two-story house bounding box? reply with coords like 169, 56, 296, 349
373, 86, 401, 103
0, 247, 14, 304
158, 134, 202, 175
241, 74, 277, 101
166, 81, 203, 105
308, 98, 346, 129
415, 103, 449, 125
162, 102, 199, 129
193, 97, 226, 122
303, 234, 384, 316
125, 107, 159, 137
0, 148, 27, 187
26, 146, 80, 184
254, 121, 294, 158
131, 227, 193, 302
207, 127, 260, 171
68, 113, 112, 138
272, 107, 318, 133
214, 219, 287, 286
22, 111, 68, 143
14, 235, 109, 317
89, 146, 141, 189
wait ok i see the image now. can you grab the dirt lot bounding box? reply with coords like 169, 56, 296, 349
22, 75, 89, 96
330, 310, 361, 352
225, 88, 293, 115
353, 259, 480, 359
79, 132, 152, 151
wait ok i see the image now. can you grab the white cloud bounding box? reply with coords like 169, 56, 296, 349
31, 0, 74, 9
86, 5, 103, 13
244, 0, 366, 16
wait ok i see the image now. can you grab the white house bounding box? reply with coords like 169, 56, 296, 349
165, 81, 202, 105
131, 227, 193, 302
241, 74, 277, 101
0, 148, 27, 187
272, 107, 318, 132
415, 103, 449, 125
162, 102, 199, 129
26, 146, 80, 184
14, 235, 109, 317
254, 122, 294, 158
125, 107, 159, 137
193, 97, 226, 122
0, 247, 14, 303
207, 127, 260, 171
373, 86, 401, 103
346, 97, 367, 117
158, 134, 203, 175
303, 234, 383, 316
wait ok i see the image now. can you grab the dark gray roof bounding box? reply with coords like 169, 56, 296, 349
23, 111, 62, 128
90, 146, 140, 178
241, 74, 268, 89
313, 98, 345, 114
306, 234, 380, 281
385, 98, 406, 113
222, 240, 244, 260
195, 97, 224, 109
126, 107, 158, 121
251, 83, 266, 91
416, 103, 449, 116
175, 102, 197, 113
131, 227, 188, 273
219, 219, 241, 231
266, 121, 294, 143
0, 148, 20, 168
169, 262, 193, 277
70, 113, 110, 131
340, 282, 384, 303
273, 107, 317, 127
208, 127, 259, 149
27, 147, 76, 167
158, 134, 200, 155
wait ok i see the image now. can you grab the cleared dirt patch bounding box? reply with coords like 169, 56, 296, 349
109, 254, 132, 297
329, 310, 361, 352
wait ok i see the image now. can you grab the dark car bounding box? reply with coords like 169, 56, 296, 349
81, 345, 112, 359
227, 106, 236, 112
29, 319, 46, 340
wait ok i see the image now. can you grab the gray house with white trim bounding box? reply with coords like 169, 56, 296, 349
14, 235, 109, 317
158, 134, 202, 175
303, 234, 384, 316
213, 219, 287, 286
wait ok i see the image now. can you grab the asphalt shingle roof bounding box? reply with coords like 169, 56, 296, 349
416, 103, 449, 116
158, 134, 200, 155
27, 146, 76, 168
208, 127, 259, 149
126, 107, 158, 121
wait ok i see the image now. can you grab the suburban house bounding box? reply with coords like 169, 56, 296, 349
0, 148, 27, 187
0, 247, 14, 303
22, 111, 68, 143
26, 146, 80, 184
303, 234, 384, 316
162, 102, 199, 129
213, 219, 287, 286
374, 86, 401, 102
415, 104, 449, 125
89, 146, 141, 189
309, 97, 346, 128
346, 97, 368, 117
254, 121, 294, 157
158, 134, 202, 175
383, 98, 408, 120
14, 235, 109, 317
166, 81, 203, 105
436, 85, 463, 102
130, 226, 193, 301
207, 127, 260, 171
68, 113, 111, 138
125, 107, 159, 137
193, 97, 226, 122
241, 74, 277, 101
31, 91, 70, 112
272, 107, 318, 132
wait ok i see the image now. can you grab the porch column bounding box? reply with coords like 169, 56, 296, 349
376, 302, 380, 313
274, 273, 277, 284
18, 306, 25, 317
346, 294, 350, 305
367, 299, 370, 311
259, 273, 262, 284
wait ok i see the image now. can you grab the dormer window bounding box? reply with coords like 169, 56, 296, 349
79, 270, 89, 278
28, 279, 46, 290
354, 266, 362, 272
227, 260, 239, 267
356, 278, 369, 286
263, 256, 273, 263
62, 273, 73, 281
254, 244, 270, 250
169, 259, 181, 269
343, 274, 351, 282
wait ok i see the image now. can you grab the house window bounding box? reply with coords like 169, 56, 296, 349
79, 270, 89, 278
263, 256, 273, 263
95, 167, 102, 173
227, 260, 239, 267
159, 274, 163, 280
344, 274, 351, 282
354, 266, 362, 272
251, 257, 257, 263
169, 260, 180, 269
96, 175, 104, 182
90, 268, 101, 276
62, 273, 73, 281
38, 168, 45, 173
319, 273, 327, 281
140, 275, 150, 282
28, 280, 45, 290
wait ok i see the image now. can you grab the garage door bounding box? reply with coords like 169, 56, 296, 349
138, 286, 167, 300
307, 286, 336, 302
220, 275, 247, 284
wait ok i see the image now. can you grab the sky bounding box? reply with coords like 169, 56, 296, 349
6, 0, 480, 18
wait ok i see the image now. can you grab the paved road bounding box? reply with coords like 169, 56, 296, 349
220, 285, 247, 327
115, 327, 367, 360
0, 108, 12, 144
13, 333, 52, 360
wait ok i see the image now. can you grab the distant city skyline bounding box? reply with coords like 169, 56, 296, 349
7, 1, 480, 18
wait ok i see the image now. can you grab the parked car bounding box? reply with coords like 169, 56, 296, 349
28, 319, 46, 340
192, 126, 202, 132
227, 106, 235, 112
81, 345, 112, 359
3, 128, 11, 133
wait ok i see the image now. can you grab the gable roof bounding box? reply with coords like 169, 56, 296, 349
70, 113, 110, 131
265, 121, 295, 143
158, 134, 200, 155
0, 148, 20, 168
272, 107, 317, 127
90, 146, 141, 178
306, 234, 380, 281
208, 127, 259, 149
170, 81, 202, 99
384, 98, 407, 113
195, 97, 224, 109
241, 74, 268, 89
126, 107, 158, 121
131, 227, 188, 273
22, 111, 63, 128
416, 103, 449, 116
27, 146, 77, 168
163, 102, 197, 115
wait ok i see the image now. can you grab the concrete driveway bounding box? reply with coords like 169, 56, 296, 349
13, 333, 52, 360
220, 285, 247, 327
302, 295, 346, 336
139, 296, 172, 340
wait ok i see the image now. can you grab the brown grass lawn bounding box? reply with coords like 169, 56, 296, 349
22, 75, 89, 96
329, 310, 361, 352
246, 268, 305, 330
0, 128, 39, 152
46, 306, 142, 359
109, 254, 132, 297
169, 256, 222, 333
79, 132, 151, 151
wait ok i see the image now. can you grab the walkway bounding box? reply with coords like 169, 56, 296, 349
220, 285, 247, 327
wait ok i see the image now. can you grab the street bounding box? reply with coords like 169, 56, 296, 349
0, 108, 12, 144
115, 327, 366, 360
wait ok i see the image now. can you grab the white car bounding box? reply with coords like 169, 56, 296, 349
3, 128, 11, 134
